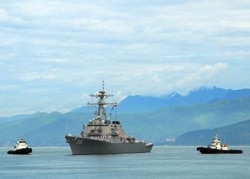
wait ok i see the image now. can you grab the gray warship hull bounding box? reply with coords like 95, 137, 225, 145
65, 82, 154, 155
65, 135, 153, 155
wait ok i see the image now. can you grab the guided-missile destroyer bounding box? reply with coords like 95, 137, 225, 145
65, 82, 153, 155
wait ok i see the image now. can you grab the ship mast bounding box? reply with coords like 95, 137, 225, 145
87, 81, 117, 120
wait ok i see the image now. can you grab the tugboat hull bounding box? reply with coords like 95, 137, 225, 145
7, 147, 32, 155
197, 147, 243, 154
66, 135, 153, 155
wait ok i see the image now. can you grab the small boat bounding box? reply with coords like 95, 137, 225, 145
196, 134, 243, 154
7, 137, 32, 155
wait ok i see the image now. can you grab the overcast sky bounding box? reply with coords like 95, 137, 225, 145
1, 0, 250, 116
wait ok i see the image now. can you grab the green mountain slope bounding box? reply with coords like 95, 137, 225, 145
1, 97, 250, 146
118, 97, 250, 144
175, 119, 250, 145
0, 112, 93, 146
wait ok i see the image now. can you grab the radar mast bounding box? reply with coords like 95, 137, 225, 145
87, 81, 117, 120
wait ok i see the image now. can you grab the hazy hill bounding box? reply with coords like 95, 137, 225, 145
1, 87, 250, 146
1, 97, 250, 146
0, 114, 33, 125
120, 97, 250, 145
0, 112, 93, 146
174, 119, 250, 145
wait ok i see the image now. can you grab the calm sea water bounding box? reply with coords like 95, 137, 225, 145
1, 146, 249, 179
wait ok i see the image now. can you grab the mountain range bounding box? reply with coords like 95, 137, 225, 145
73, 86, 250, 113
1, 86, 250, 146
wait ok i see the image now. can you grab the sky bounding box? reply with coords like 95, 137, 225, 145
0, 0, 250, 116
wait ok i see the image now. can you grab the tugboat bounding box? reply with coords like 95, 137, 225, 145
196, 134, 243, 154
7, 137, 32, 155
65, 81, 153, 155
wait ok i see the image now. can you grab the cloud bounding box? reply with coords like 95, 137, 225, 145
0, 0, 249, 116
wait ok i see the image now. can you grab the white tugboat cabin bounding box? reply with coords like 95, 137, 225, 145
208, 134, 228, 150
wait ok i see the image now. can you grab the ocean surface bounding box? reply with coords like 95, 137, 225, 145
1, 146, 250, 179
